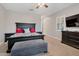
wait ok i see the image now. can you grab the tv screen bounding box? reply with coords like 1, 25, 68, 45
66, 14, 79, 27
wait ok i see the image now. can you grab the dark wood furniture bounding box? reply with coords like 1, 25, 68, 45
5, 33, 15, 42
16, 23, 35, 31
5, 33, 44, 53
62, 31, 79, 49
5, 23, 44, 53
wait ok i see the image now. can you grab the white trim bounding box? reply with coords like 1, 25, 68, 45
0, 42, 4, 45
44, 33, 61, 41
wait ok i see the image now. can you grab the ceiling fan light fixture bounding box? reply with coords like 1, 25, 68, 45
44, 4, 48, 8
33, 3, 48, 9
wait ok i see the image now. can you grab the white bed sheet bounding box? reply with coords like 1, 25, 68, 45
10, 33, 42, 38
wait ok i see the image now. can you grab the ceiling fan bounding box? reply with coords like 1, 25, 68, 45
34, 3, 48, 9
29, 3, 48, 11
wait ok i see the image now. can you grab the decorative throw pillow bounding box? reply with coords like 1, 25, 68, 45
24, 28, 30, 33
30, 28, 35, 33
16, 28, 24, 33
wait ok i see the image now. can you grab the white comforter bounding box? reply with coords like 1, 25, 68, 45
10, 33, 42, 38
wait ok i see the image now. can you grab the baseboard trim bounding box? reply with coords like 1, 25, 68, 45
0, 42, 4, 46
44, 33, 61, 42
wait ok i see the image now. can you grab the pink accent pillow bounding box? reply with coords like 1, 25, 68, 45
30, 28, 35, 33
16, 28, 24, 33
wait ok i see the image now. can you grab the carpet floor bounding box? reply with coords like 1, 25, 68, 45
0, 35, 79, 56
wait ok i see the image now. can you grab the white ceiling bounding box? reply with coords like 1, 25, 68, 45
1, 3, 74, 16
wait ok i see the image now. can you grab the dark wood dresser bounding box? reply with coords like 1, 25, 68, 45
62, 31, 79, 49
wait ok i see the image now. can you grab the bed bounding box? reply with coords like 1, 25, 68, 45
5, 23, 44, 53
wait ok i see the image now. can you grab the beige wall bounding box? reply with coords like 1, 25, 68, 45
43, 4, 79, 40
1, 3, 79, 43
0, 5, 42, 43
5, 11, 42, 33
0, 5, 6, 43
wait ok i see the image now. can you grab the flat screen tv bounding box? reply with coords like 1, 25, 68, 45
66, 14, 79, 27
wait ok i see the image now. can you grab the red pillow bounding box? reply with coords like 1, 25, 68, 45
16, 28, 24, 33
30, 28, 35, 33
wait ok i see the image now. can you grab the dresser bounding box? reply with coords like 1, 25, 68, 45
62, 31, 79, 49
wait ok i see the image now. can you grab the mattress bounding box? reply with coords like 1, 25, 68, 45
10, 33, 43, 38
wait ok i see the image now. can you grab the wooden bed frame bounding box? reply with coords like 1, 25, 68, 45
5, 23, 44, 53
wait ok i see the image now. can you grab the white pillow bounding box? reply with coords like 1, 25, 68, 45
24, 28, 30, 33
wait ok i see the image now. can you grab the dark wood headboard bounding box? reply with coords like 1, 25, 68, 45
16, 23, 35, 30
